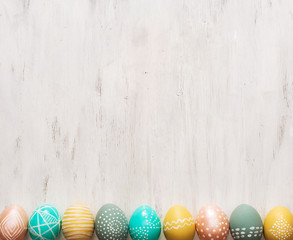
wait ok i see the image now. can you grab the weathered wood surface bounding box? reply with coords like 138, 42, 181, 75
1, 0, 293, 239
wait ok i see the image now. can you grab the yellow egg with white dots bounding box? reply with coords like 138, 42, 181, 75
264, 206, 293, 240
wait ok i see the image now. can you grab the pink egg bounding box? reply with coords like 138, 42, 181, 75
0, 205, 28, 240
195, 205, 229, 240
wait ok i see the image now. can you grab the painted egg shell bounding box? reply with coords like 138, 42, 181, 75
264, 206, 293, 240
62, 203, 94, 240
196, 205, 229, 240
0, 205, 28, 240
163, 205, 195, 240
28, 204, 61, 240
230, 204, 263, 240
95, 203, 128, 240
129, 205, 161, 240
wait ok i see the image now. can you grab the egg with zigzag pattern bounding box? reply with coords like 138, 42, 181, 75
163, 205, 195, 240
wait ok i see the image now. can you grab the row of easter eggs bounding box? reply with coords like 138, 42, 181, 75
0, 203, 293, 240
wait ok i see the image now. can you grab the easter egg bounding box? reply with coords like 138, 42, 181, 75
0, 205, 28, 240
196, 205, 229, 240
264, 206, 293, 240
230, 204, 263, 240
62, 203, 94, 240
129, 205, 161, 240
28, 204, 61, 240
95, 203, 128, 240
163, 205, 195, 240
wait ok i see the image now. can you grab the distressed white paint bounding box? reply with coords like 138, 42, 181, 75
1, 0, 293, 239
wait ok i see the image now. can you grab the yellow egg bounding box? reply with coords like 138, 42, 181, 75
264, 206, 293, 240
163, 205, 195, 240
62, 203, 95, 240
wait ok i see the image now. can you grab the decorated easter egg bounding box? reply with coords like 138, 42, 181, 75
264, 206, 293, 240
129, 205, 161, 240
196, 205, 229, 240
28, 204, 61, 240
95, 203, 128, 240
62, 203, 94, 240
0, 205, 28, 240
230, 204, 263, 240
163, 205, 195, 240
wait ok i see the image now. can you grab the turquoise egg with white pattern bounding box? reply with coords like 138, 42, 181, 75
129, 205, 161, 240
28, 204, 61, 240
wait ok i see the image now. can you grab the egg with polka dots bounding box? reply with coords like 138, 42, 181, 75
264, 206, 293, 240
196, 205, 229, 240
95, 204, 128, 240
129, 205, 161, 240
230, 204, 263, 240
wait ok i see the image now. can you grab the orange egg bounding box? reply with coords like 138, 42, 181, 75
196, 205, 229, 240
0, 205, 28, 240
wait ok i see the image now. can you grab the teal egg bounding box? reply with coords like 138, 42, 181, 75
230, 204, 263, 240
28, 204, 61, 240
95, 203, 128, 240
129, 205, 161, 240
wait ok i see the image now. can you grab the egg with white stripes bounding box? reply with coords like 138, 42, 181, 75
163, 205, 195, 240
0, 205, 28, 240
28, 204, 61, 240
230, 204, 263, 240
95, 203, 128, 240
129, 205, 161, 240
62, 203, 94, 240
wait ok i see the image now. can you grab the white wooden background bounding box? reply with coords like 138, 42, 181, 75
1, 0, 293, 239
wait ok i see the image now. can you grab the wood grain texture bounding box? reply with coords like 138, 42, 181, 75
1, 0, 293, 239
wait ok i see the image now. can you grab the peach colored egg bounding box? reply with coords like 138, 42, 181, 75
0, 205, 28, 240
195, 205, 229, 240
